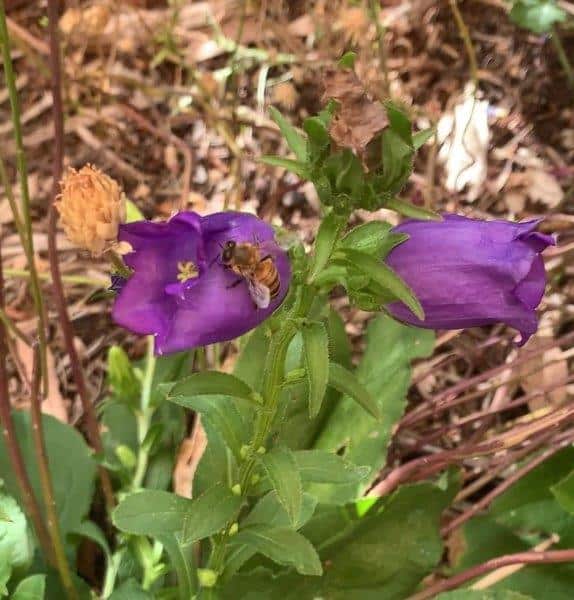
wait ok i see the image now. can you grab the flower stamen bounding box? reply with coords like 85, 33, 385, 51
177, 261, 199, 282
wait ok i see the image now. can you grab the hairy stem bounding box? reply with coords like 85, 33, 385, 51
29, 345, 78, 600
205, 290, 311, 590
45, 0, 115, 509
0, 0, 49, 394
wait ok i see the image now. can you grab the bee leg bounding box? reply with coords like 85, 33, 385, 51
226, 278, 243, 289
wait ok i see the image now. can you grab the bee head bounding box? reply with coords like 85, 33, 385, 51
221, 240, 236, 264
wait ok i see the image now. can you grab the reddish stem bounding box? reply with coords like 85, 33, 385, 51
0, 233, 53, 561
45, 0, 114, 509
408, 549, 574, 600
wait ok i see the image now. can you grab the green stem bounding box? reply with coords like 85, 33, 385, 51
551, 28, 574, 89
0, 0, 49, 394
205, 289, 312, 591
132, 335, 157, 490
101, 549, 124, 599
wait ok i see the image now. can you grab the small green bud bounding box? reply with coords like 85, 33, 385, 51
256, 446, 266, 455
231, 483, 241, 496
240, 445, 250, 459
251, 392, 263, 404
251, 474, 260, 485
115, 444, 137, 469
197, 569, 218, 588
228, 522, 239, 536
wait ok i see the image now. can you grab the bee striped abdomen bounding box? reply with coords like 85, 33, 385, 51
257, 256, 280, 299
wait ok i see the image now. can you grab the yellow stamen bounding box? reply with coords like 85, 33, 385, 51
177, 261, 199, 282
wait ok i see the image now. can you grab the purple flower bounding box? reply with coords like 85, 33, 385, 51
386, 214, 555, 344
112, 211, 291, 355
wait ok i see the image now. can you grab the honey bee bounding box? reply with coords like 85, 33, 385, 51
221, 240, 280, 309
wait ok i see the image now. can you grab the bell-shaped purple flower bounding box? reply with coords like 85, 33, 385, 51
112, 211, 291, 355
386, 214, 554, 344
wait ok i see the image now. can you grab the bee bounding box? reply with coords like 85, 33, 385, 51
221, 240, 280, 309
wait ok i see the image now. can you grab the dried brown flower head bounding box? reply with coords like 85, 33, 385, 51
322, 67, 388, 160
56, 165, 126, 256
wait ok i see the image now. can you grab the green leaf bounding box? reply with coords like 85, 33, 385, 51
311, 316, 434, 504
340, 221, 392, 257
308, 211, 346, 283
510, 0, 566, 33
126, 199, 144, 223
113, 483, 241, 542
491, 447, 574, 532
386, 197, 440, 220
260, 447, 302, 526
303, 116, 330, 149
454, 516, 574, 599
158, 534, 196, 600
301, 321, 329, 418
229, 525, 322, 576
107, 346, 141, 406
0, 412, 96, 538
437, 590, 533, 599
338, 51, 357, 69
224, 493, 318, 578
11, 575, 46, 600
269, 106, 307, 162
0, 492, 33, 575
294, 450, 369, 484
385, 101, 413, 146
412, 127, 435, 150
328, 362, 380, 420
68, 521, 111, 562
166, 371, 258, 408
553, 469, 574, 515
341, 248, 424, 319
109, 579, 153, 600
259, 156, 309, 179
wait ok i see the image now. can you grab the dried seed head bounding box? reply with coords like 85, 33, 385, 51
56, 165, 126, 256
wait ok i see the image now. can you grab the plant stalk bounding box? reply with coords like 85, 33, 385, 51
0, 0, 49, 394
0, 237, 54, 563
45, 0, 115, 509
132, 335, 157, 490
205, 289, 311, 589
29, 344, 79, 600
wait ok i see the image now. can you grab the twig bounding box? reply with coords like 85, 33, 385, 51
407, 549, 574, 600
45, 0, 115, 510
29, 344, 78, 600
0, 0, 49, 395
400, 331, 574, 427
0, 222, 53, 563
550, 27, 574, 89
448, 0, 478, 91
442, 436, 571, 536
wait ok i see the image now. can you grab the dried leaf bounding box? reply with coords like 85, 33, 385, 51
517, 337, 568, 410
16, 340, 68, 423
322, 68, 388, 157
525, 169, 564, 208
173, 418, 207, 499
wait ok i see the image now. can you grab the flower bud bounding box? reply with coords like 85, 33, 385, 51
56, 165, 126, 256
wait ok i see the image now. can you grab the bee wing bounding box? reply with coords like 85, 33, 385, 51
248, 278, 271, 309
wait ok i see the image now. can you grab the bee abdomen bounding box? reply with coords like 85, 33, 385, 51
258, 257, 280, 299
